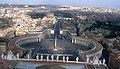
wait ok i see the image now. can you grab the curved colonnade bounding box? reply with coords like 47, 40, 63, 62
63, 29, 103, 59
7, 29, 51, 56
76, 38, 103, 59
7, 29, 103, 59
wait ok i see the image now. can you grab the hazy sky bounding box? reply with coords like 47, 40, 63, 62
0, 0, 120, 8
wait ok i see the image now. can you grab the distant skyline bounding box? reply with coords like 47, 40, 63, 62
0, 0, 120, 8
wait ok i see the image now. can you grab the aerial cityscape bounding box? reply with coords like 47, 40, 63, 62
0, 0, 120, 69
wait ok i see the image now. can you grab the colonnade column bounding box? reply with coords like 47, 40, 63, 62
72, 39, 77, 43
72, 39, 74, 43
74, 39, 77, 43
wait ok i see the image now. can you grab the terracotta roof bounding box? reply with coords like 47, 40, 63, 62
110, 52, 120, 62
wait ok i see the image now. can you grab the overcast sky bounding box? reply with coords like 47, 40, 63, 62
0, 0, 120, 8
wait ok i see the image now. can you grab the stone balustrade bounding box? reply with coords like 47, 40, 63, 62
1, 51, 106, 66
